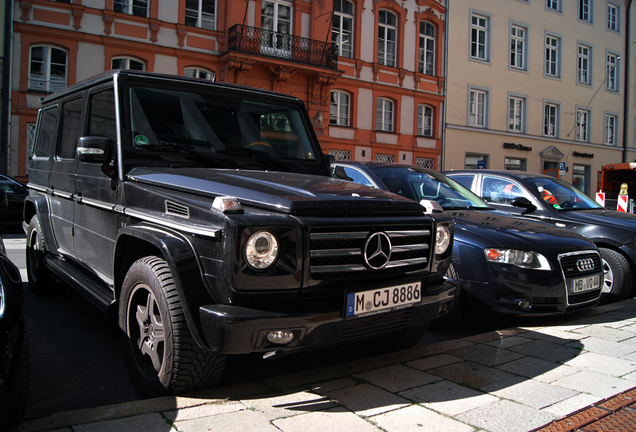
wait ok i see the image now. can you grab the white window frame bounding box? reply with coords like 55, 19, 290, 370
545, 33, 561, 79
261, 0, 293, 58
509, 23, 527, 71
377, 10, 397, 67
470, 11, 490, 63
468, 86, 489, 128
576, 108, 591, 142
28, 45, 68, 93
607, 2, 620, 32
606, 52, 619, 92
417, 104, 434, 137
184, 67, 215, 81
376, 97, 394, 132
579, 0, 593, 23
330, 90, 351, 127
185, 0, 216, 31
605, 112, 618, 145
333, 0, 354, 59
546, 0, 561, 13
577, 43, 592, 85
113, 0, 148, 18
111, 57, 146, 70
418, 21, 436, 76
508, 95, 526, 133
544, 101, 560, 137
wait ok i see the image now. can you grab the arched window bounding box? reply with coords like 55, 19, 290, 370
376, 97, 394, 132
29, 46, 68, 93
332, 0, 354, 58
377, 10, 397, 67
112, 57, 146, 70
417, 105, 434, 137
184, 67, 215, 81
418, 22, 435, 76
330, 90, 350, 126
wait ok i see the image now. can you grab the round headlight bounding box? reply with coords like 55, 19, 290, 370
435, 225, 451, 255
245, 231, 279, 269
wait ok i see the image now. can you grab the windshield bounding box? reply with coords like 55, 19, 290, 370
368, 166, 491, 210
524, 177, 603, 210
125, 86, 317, 169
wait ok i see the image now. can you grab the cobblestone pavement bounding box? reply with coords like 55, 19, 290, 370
10, 298, 636, 432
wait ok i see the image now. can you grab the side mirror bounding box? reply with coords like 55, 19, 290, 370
77, 136, 111, 163
511, 196, 537, 215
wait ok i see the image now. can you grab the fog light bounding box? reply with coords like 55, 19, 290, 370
515, 298, 532, 310
266, 330, 295, 345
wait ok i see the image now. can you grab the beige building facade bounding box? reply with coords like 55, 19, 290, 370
444, 0, 636, 196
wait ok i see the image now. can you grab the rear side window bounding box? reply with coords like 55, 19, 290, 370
33, 105, 59, 158
58, 97, 84, 159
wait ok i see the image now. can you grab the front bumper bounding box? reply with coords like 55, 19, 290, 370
199, 280, 456, 355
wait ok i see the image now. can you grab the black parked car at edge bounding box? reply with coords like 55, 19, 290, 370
0, 190, 28, 429
332, 162, 603, 327
446, 169, 636, 303
0, 173, 28, 233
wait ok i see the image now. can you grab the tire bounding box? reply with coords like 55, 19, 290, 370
599, 247, 632, 303
119, 256, 226, 398
430, 263, 464, 330
25, 215, 53, 294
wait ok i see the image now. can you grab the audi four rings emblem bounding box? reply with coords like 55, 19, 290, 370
576, 258, 595, 272
364, 232, 392, 269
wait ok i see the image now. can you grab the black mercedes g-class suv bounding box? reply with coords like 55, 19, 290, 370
24, 70, 454, 397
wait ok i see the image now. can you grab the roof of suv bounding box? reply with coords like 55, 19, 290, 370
40, 69, 303, 104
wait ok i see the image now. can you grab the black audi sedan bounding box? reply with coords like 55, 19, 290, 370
331, 162, 603, 327
445, 169, 636, 303
0, 230, 28, 429
0, 173, 28, 233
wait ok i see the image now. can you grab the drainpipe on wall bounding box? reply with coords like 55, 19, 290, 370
440, 1, 449, 170
0, 0, 13, 174
624, 0, 634, 163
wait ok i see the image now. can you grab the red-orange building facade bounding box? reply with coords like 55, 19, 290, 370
10, 0, 445, 181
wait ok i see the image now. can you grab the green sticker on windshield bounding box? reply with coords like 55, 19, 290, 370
134, 135, 149, 146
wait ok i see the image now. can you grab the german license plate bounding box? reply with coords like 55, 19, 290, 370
346, 282, 421, 318
570, 274, 601, 293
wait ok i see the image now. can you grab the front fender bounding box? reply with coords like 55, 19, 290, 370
23, 194, 58, 254
115, 224, 215, 350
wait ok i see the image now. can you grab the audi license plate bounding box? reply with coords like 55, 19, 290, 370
570, 274, 601, 293
346, 282, 421, 318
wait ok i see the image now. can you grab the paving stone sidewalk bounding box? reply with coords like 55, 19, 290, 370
12, 299, 636, 432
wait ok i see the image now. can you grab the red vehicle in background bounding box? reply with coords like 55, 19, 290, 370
597, 163, 636, 212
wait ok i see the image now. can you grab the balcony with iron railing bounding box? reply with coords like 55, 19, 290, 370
227, 24, 338, 70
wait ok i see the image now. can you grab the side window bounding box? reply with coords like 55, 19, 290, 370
33, 106, 59, 158
339, 166, 376, 188
448, 175, 474, 190
58, 98, 84, 159
481, 177, 527, 205
88, 88, 117, 143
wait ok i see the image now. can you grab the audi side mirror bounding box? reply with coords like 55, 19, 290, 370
511, 197, 537, 215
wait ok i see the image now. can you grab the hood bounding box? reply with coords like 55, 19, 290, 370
127, 167, 428, 216
552, 209, 636, 244
449, 209, 596, 254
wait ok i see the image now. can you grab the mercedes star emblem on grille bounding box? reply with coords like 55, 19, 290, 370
364, 232, 392, 270
576, 257, 595, 272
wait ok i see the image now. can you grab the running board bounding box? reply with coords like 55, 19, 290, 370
45, 255, 114, 312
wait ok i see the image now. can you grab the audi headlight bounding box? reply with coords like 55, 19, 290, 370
435, 225, 451, 255
245, 231, 279, 270
485, 248, 551, 270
